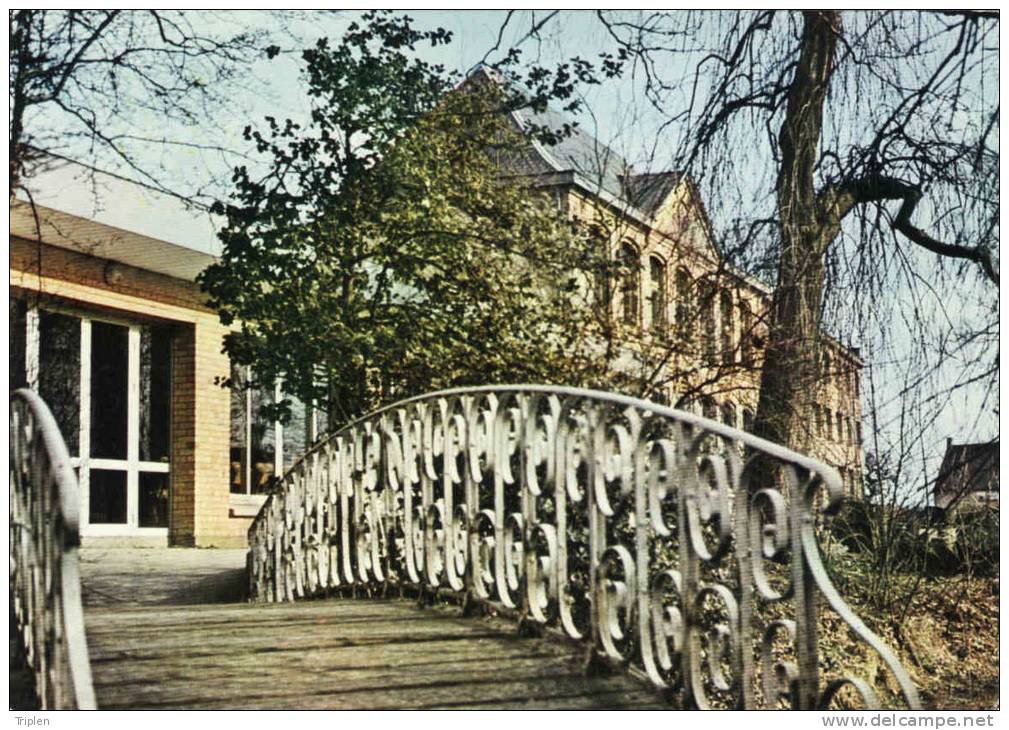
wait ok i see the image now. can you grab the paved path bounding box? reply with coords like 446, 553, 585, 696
80, 549, 666, 710
79, 547, 248, 607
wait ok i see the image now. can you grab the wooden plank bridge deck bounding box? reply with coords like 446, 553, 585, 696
79, 549, 667, 710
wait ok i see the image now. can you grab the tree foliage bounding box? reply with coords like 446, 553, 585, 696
200, 12, 607, 424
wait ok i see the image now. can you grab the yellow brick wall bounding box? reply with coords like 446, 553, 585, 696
11, 237, 254, 547
563, 187, 865, 495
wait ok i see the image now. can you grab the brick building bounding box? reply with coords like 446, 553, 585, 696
10, 155, 320, 547
490, 71, 866, 495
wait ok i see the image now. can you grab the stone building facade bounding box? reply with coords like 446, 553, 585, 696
497, 83, 865, 496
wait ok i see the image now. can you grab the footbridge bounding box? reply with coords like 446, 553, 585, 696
10, 386, 920, 710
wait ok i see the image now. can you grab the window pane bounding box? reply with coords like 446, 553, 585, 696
720, 290, 734, 364
90, 321, 129, 459
702, 284, 717, 361
649, 257, 666, 330
283, 396, 308, 470
230, 364, 248, 494
10, 297, 27, 390
89, 469, 127, 524
619, 244, 640, 325
39, 310, 81, 456
250, 381, 276, 494
139, 472, 169, 527
675, 268, 692, 347
139, 325, 171, 462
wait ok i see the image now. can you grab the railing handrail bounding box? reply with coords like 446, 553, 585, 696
249, 384, 921, 710
281, 383, 837, 485
10, 388, 97, 710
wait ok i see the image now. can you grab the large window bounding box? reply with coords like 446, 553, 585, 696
39, 309, 81, 456
739, 301, 754, 367
675, 267, 692, 348
230, 365, 315, 495
701, 281, 717, 362
618, 243, 640, 326
90, 320, 128, 459
10, 295, 172, 534
648, 256, 667, 333
719, 289, 734, 365
588, 225, 612, 309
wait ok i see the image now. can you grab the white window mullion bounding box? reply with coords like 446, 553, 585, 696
79, 319, 91, 532
274, 380, 284, 479
137, 461, 171, 473
126, 326, 141, 529
244, 366, 253, 496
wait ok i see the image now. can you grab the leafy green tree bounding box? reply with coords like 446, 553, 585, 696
200, 12, 607, 425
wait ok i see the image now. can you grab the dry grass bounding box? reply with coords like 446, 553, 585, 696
819, 570, 999, 710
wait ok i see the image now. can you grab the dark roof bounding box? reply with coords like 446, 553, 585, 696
512, 103, 632, 198
935, 440, 999, 507
621, 171, 682, 217
470, 67, 680, 218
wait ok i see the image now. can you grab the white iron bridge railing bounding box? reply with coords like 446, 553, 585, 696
10, 388, 96, 710
247, 384, 920, 710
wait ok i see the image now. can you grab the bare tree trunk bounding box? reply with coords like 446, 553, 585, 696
752, 11, 840, 458
9, 10, 32, 197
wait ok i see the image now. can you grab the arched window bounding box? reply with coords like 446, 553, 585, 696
720, 289, 734, 365
675, 267, 692, 347
721, 402, 736, 428
588, 224, 611, 308
648, 256, 667, 333
618, 242, 640, 326
701, 396, 717, 421
739, 301, 754, 367
701, 281, 717, 362
742, 408, 754, 433
836, 411, 844, 443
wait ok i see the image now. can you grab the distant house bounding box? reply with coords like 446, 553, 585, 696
934, 438, 999, 511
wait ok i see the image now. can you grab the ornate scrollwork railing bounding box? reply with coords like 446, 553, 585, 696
248, 385, 920, 709
10, 388, 97, 710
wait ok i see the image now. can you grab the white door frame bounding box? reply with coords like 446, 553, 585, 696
26, 305, 171, 538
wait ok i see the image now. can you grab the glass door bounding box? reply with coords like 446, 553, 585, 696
80, 318, 171, 536
14, 299, 172, 537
